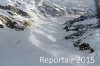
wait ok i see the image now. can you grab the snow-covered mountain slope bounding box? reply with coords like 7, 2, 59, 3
0, 0, 51, 30
0, 0, 100, 66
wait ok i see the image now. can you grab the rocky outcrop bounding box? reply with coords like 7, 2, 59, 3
36, 2, 66, 17
0, 14, 25, 31
0, 5, 30, 17
64, 13, 98, 53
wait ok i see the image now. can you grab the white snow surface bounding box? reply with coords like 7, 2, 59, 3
0, 0, 100, 66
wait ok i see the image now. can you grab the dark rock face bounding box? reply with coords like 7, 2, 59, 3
64, 12, 97, 53
79, 43, 90, 50
0, 24, 3, 28
0, 5, 30, 17
73, 40, 94, 53
79, 43, 94, 53
37, 2, 66, 17
0, 14, 25, 31
64, 13, 96, 29
0, 3, 32, 31
7, 11, 14, 15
